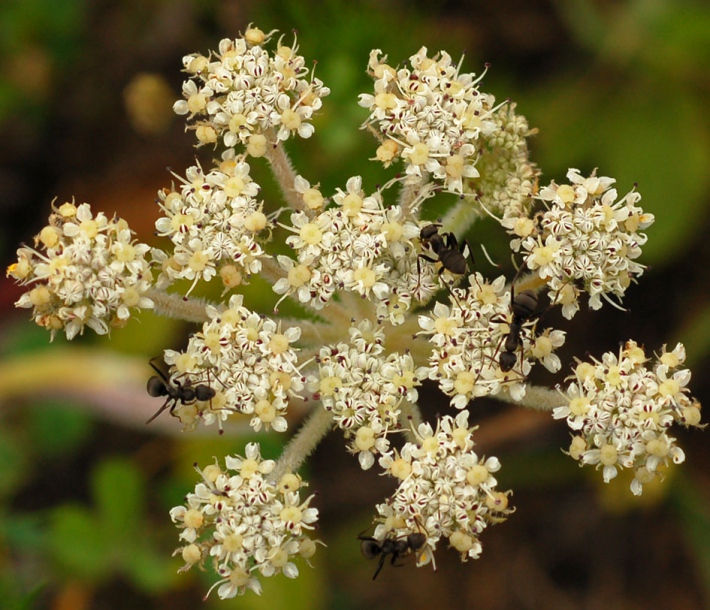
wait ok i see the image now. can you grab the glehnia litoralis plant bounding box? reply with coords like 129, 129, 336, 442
7, 25, 704, 598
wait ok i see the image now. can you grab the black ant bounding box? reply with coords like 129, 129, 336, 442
359, 530, 427, 580
145, 359, 216, 424
497, 269, 541, 373
418, 223, 474, 282
416, 224, 477, 307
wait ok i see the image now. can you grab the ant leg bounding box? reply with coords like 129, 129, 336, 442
415, 253, 439, 297
372, 554, 387, 580
460, 238, 481, 289
146, 397, 174, 424
438, 266, 464, 309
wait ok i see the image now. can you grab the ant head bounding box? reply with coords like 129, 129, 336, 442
420, 223, 441, 241
499, 350, 518, 373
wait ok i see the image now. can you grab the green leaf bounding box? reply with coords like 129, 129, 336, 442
0, 573, 47, 610
1, 512, 47, 551
28, 401, 93, 457
528, 81, 710, 268
675, 304, 710, 369
672, 475, 710, 599
0, 427, 29, 497
591, 87, 710, 265
49, 505, 110, 581
124, 545, 179, 594
92, 458, 144, 540
225, 560, 325, 610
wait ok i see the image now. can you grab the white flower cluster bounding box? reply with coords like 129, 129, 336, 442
173, 27, 330, 148
275, 175, 432, 323
163, 294, 304, 432
312, 321, 419, 470
12, 27, 704, 598
554, 341, 702, 495
507, 168, 654, 318
152, 153, 270, 294
8, 200, 153, 339
171, 443, 320, 598
465, 103, 539, 219
375, 412, 512, 567
359, 47, 501, 193
418, 274, 565, 407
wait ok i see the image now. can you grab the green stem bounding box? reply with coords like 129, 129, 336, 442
398, 400, 423, 443
260, 256, 287, 286
439, 197, 482, 240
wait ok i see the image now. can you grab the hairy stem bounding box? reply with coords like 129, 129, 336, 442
271, 406, 333, 481
145, 288, 213, 323
398, 400, 423, 443
440, 197, 483, 240
264, 134, 301, 210
490, 383, 565, 412
259, 256, 287, 286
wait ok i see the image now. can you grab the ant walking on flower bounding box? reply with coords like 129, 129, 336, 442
416, 223, 478, 306
498, 282, 540, 373
145, 358, 217, 424
417, 223, 474, 283
358, 526, 427, 580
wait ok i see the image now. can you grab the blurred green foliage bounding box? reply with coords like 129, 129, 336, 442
0, 0, 86, 122
49, 458, 177, 590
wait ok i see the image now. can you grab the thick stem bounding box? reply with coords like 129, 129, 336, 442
259, 256, 287, 286
397, 180, 423, 218
398, 400, 423, 444
490, 383, 565, 412
439, 197, 482, 240
145, 288, 213, 323
289, 318, 350, 348
264, 135, 301, 210
270, 406, 333, 481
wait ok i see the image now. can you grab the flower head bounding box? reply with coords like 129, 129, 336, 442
555, 341, 701, 495
464, 103, 539, 220
512, 168, 654, 318
276, 176, 427, 322
359, 48, 501, 193
312, 320, 420, 469
174, 29, 330, 148
7, 200, 153, 339
171, 443, 320, 599
418, 273, 565, 407
161, 294, 304, 432
152, 153, 270, 294
374, 411, 512, 568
